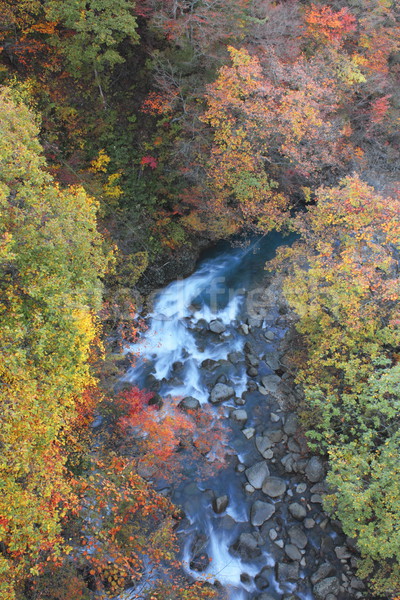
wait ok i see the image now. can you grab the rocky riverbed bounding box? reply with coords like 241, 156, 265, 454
123, 240, 368, 600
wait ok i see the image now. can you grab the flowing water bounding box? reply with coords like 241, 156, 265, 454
121, 232, 319, 600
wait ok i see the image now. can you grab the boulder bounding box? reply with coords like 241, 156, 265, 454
262, 476, 287, 498
255, 566, 271, 590
276, 561, 300, 582
245, 461, 270, 489
251, 500, 275, 526
178, 396, 200, 411
313, 577, 340, 600
311, 563, 335, 585
288, 525, 308, 550
210, 383, 234, 404
256, 435, 274, 458
263, 352, 280, 371
261, 374, 281, 394
231, 409, 248, 424
212, 495, 229, 514
288, 502, 307, 520
231, 532, 261, 559
228, 351, 242, 364
305, 456, 325, 483
209, 319, 226, 334
246, 354, 260, 367
285, 543, 302, 562
283, 413, 298, 435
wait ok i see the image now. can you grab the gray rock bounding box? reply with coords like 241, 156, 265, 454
275, 539, 284, 548
210, 383, 234, 404
335, 545, 351, 560
212, 495, 229, 514
231, 408, 248, 424
265, 429, 283, 443
261, 374, 281, 393
256, 594, 276, 600
311, 563, 335, 585
288, 525, 308, 549
296, 483, 307, 494
242, 427, 255, 439
245, 461, 270, 489
283, 413, 298, 435
247, 366, 258, 377
281, 453, 296, 472
304, 518, 316, 529
288, 438, 301, 453
241, 323, 249, 335
269, 529, 278, 541
179, 396, 200, 411
262, 476, 287, 498
263, 352, 280, 371
232, 532, 261, 559
311, 494, 323, 504
209, 319, 226, 334
228, 351, 243, 364
245, 483, 255, 493
305, 456, 325, 483
255, 566, 271, 590
350, 577, 366, 591
313, 577, 340, 600
285, 543, 302, 561
264, 330, 275, 341
288, 502, 307, 520
251, 500, 275, 526
246, 354, 260, 367
270, 412, 280, 422
276, 561, 300, 582
256, 435, 274, 458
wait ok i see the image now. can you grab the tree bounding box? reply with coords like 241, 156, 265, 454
0, 88, 110, 598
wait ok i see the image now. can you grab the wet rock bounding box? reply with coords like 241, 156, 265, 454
262, 476, 287, 498
190, 552, 209, 572
285, 543, 302, 561
245, 461, 270, 489
261, 374, 281, 393
288, 525, 308, 549
255, 566, 271, 590
264, 330, 275, 341
247, 366, 258, 377
256, 435, 274, 458
256, 594, 275, 600
288, 502, 307, 520
210, 383, 234, 404
305, 456, 325, 483
313, 577, 340, 600
190, 533, 209, 572
241, 323, 249, 335
270, 412, 280, 422
231, 408, 248, 424
240, 572, 251, 584
201, 359, 220, 370
283, 413, 298, 435
228, 351, 242, 364
251, 501, 275, 526
246, 354, 260, 367
231, 532, 261, 559
234, 396, 246, 406
212, 495, 229, 514
209, 319, 226, 334
276, 561, 300, 582
178, 396, 200, 411
311, 563, 335, 585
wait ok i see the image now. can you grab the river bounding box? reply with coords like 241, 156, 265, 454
120, 233, 360, 600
